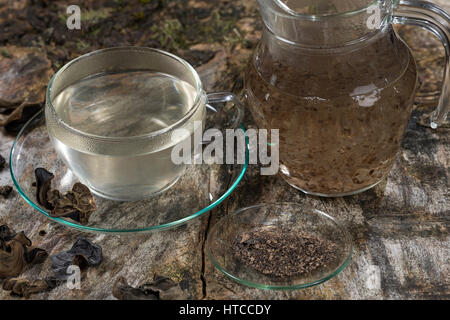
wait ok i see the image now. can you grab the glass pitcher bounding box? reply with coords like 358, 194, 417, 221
245, 0, 449, 196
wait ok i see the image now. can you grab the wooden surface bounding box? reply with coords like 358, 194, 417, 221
0, 0, 449, 299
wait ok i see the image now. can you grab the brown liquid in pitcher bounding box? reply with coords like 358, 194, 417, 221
246, 28, 417, 195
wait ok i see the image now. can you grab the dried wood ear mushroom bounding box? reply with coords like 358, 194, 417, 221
35, 168, 55, 208
0, 156, 13, 199
0, 101, 42, 132
112, 274, 188, 300
51, 237, 102, 280
0, 185, 13, 198
50, 183, 96, 225
34, 168, 96, 225
0, 225, 48, 279
0, 154, 5, 170
2, 278, 52, 298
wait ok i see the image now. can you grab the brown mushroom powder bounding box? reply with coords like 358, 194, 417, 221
233, 227, 337, 278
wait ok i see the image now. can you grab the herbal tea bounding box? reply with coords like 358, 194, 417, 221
48, 70, 205, 200
246, 30, 417, 196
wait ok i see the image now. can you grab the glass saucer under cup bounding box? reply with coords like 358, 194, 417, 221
10, 105, 248, 234
206, 203, 352, 290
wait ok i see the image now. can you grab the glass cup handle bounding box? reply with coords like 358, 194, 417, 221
206, 92, 244, 129
393, 0, 450, 128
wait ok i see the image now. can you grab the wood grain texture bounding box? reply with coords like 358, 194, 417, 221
0, 0, 449, 299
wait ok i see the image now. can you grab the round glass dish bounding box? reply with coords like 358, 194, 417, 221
206, 203, 352, 290
10, 105, 248, 234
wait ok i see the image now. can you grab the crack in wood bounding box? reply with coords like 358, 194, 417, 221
200, 165, 234, 299
200, 211, 212, 299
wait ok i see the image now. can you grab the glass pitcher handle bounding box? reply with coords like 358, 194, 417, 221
393, 0, 450, 128
206, 92, 244, 129
203, 92, 247, 172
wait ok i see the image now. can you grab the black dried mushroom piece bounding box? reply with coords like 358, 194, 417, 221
50, 183, 96, 225
34, 168, 96, 225
34, 168, 55, 209
44, 276, 64, 289
112, 277, 156, 300
50, 193, 80, 221
0, 224, 16, 244
112, 274, 188, 300
0, 225, 47, 279
2, 278, 51, 298
0, 237, 27, 278
24, 247, 49, 265
0, 154, 5, 170
71, 183, 96, 212
0, 102, 42, 133
0, 185, 13, 198
51, 237, 102, 280
46, 189, 61, 208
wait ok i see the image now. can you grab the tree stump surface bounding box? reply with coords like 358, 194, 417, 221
0, 0, 448, 299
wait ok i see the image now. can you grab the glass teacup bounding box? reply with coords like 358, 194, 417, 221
45, 47, 241, 201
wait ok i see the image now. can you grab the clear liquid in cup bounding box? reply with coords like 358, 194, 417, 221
49, 70, 205, 200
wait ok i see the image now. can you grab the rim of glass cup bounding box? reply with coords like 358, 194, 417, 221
206, 202, 353, 290
272, 0, 381, 20
46, 46, 205, 141
10, 110, 249, 234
